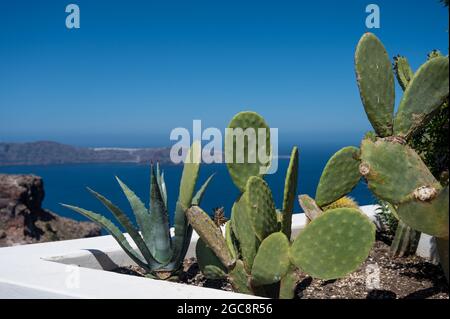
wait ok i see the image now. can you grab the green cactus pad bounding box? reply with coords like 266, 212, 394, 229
231, 195, 260, 271
225, 221, 238, 260
397, 186, 449, 238
298, 195, 323, 222
394, 56, 449, 139
281, 147, 299, 239
279, 264, 299, 299
229, 260, 253, 295
360, 138, 440, 204
196, 238, 228, 279
290, 208, 375, 280
393, 56, 414, 91
355, 33, 395, 137
251, 232, 291, 286
315, 147, 361, 207
185, 206, 235, 269
225, 111, 271, 192
245, 176, 278, 241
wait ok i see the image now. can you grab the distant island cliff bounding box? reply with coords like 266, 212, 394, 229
0, 141, 171, 166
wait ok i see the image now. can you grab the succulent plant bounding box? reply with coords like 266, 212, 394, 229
62, 142, 214, 280
322, 196, 360, 212
186, 112, 375, 298
323, 33, 449, 279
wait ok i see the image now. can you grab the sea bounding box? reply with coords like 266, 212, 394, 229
0, 146, 376, 228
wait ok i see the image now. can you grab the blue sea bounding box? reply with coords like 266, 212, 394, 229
0, 146, 376, 227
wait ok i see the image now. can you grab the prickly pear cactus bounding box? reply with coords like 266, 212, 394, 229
394, 56, 449, 139
281, 147, 299, 239
355, 33, 395, 137
225, 111, 271, 192
359, 138, 440, 204
187, 111, 378, 298
290, 208, 375, 280
330, 33, 449, 281
315, 146, 361, 207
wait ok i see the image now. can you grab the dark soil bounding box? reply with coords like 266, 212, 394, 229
111, 240, 449, 299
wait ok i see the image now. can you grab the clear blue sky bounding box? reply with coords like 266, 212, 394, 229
0, 0, 448, 148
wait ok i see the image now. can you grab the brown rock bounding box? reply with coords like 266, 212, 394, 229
0, 174, 101, 247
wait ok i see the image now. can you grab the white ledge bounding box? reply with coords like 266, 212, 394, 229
1, 205, 430, 299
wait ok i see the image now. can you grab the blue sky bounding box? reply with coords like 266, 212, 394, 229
0, 0, 448, 148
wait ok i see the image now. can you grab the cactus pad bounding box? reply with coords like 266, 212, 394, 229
290, 208, 375, 280
279, 264, 299, 299
251, 232, 291, 286
185, 206, 235, 269
360, 138, 440, 204
231, 195, 260, 271
315, 146, 361, 207
397, 186, 449, 238
281, 147, 299, 239
196, 238, 228, 279
355, 33, 395, 137
394, 56, 449, 139
393, 55, 414, 91
245, 176, 278, 240
229, 260, 253, 295
225, 111, 271, 191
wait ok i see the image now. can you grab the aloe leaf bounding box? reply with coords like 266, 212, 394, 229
61, 204, 151, 272
149, 166, 172, 264
192, 173, 215, 206
86, 187, 158, 267
115, 177, 153, 249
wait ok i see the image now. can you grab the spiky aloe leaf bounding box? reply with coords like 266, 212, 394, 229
229, 260, 253, 295
355, 33, 395, 137
279, 264, 299, 299
171, 142, 201, 265
251, 232, 291, 286
61, 204, 152, 272
231, 195, 260, 272
394, 56, 449, 139
149, 166, 172, 264
397, 186, 449, 238
315, 146, 361, 207
245, 176, 278, 241
192, 173, 215, 206
185, 206, 235, 269
115, 177, 153, 248
281, 147, 298, 239
360, 138, 441, 204
225, 111, 271, 192
86, 188, 157, 267
393, 55, 414, 91
196, 238, 228, 279
154, 163, 168, 209
290, 208, 375, 280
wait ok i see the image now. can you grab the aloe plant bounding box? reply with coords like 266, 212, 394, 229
62, 142, 214, 280
185, 112, 375, 298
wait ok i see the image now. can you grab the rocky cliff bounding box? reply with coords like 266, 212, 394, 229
0, 174, 101, 247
